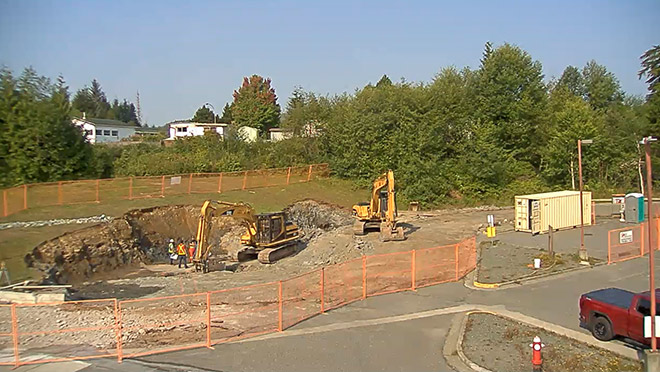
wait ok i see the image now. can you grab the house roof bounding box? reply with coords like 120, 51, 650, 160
74, 117, 139, 128
168, 121, 228, 127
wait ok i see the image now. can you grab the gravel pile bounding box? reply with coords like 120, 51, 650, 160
0, 215, 114, 230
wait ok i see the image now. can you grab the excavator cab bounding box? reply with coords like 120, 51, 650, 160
255, 212, 286, 244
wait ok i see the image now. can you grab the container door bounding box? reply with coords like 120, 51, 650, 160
516, 199, 528, 230
531, 200, 541, 234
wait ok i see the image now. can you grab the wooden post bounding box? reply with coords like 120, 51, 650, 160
128, 178, 133, 200
116, 301, 123, 363
286, 167, 291, 185
362, 255, 367, 299
206, 292, 212, 348
242, 171, 248, 190
22, 185, 27, 210
57, 181, 63, 204
278, 281, 283, 332
188, 173, 193, 194
454, 243, 459, 281
3, 190, 7, 217
320, 268, 325, 314
11, 303, 19, 368
217, 173, 223, 193
161, 176, 165, 197
548, 225, 554, 258
95, 179, 100, 203
411, 250, 416, 291
306, 165, 313, 182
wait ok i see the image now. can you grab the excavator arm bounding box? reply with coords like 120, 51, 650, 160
194, 201, 257, 268
352, 170, 404, 241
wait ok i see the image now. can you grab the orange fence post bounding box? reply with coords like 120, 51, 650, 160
57, 181, 63, 204
2, 190, 7, 217
411, 250, 416, 291
206, 292, 212, 348
278, 281, 283, 332
161, 176, 165, 197
286, 167, 291, 185
95, 179, 100, 203
607, 231, 611, 264
454, 243, 459, 281
306, 165, 313, 182
242, 171, 248, 190
116, 301, 123, 363
188, 173, 193, 194
217, 173, 223, 193
22, 184, 27, 210
11, 303, 19, 368
362, 255, 367, 299
320, 267, 325, 314
128, 178, 133, 200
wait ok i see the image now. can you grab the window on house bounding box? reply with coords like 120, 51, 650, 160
176, 127, 187, 133
103, 130, 110, 136
111, 130, 118, 136
95, 129, 100, 136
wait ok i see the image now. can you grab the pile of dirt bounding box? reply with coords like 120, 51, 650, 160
24, 205, 239, 284
284, 199, 352, 242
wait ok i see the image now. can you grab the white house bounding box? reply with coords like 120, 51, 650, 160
72, 117, 138, 144
167, 121, 228, 139
269, 128, 294, 142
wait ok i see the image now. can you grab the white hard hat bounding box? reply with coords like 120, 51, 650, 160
170, 239, 174, 242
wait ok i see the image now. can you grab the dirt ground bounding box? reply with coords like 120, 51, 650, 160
477, 240, 601, 284
1, 202, 513, 355
462, 312, 642, 372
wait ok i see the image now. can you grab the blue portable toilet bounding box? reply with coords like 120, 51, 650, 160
624, 193, 645, 223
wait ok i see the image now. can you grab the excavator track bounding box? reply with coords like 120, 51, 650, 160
257, 244, 298, 264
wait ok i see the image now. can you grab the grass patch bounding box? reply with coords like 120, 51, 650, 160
0, 178, 367, 282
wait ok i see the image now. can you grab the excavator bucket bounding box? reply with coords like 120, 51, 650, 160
353, 220, 367, 235
379, 222, 405, 242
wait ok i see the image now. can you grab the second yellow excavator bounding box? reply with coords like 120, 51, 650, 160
352, 170, 405, 241
193, 200, 300, 272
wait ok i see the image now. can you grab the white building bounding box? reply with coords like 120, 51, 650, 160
167, 121, 228, 139
237, 126, 258, 143
269, 128, 294, 142
72, 117, 138, 144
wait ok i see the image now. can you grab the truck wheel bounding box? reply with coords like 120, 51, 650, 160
591, 317, 614, 341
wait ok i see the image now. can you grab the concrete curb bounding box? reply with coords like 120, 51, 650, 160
465, 261, 607, 291
444, 306, 642, 372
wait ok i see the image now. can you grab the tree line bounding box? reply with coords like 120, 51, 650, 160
1, 42, 658, 206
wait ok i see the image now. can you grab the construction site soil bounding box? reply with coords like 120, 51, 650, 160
5, 201, 513, 355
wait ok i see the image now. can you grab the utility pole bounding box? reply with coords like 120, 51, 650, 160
643, 136, 657, 353
136, 90, 142, 125
578, 139, 593, 263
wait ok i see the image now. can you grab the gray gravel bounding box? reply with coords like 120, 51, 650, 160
0, 214, 113, 230
463, 312, 641, 372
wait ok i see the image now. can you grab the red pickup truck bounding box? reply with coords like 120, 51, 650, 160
579, 288, 660, 344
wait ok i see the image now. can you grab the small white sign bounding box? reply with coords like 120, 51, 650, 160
487, 214, 494, 227
619, 230, 633, 244
645, 316, 660, 338
170, 176, 181, 185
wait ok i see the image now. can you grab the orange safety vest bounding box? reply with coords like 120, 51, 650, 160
188, 243, 196, 258
177, 243, 186, 256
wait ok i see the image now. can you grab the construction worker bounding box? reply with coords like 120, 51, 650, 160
188, 239, 197, 264
167, 238, 176, 265
177, 240, 188, 269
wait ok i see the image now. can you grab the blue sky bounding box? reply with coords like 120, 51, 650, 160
1, 0, 658, 126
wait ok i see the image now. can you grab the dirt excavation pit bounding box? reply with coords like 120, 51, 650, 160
24, 200, 356, 285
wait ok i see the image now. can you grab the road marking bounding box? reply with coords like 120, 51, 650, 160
231, 305, 474, 343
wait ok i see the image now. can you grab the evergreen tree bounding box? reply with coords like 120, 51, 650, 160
231, 75, 281, 134
220, 103, 233, 123
192, 105, 220, 123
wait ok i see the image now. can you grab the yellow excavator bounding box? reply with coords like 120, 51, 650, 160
194, 200, 300, 272
352, 170, 405, 241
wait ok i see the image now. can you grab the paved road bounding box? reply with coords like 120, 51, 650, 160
2, 251, 654, 372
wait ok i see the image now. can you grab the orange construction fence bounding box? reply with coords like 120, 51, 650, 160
1, 236, 476, 367
607, 218, 660, 264
0, 164, 330, 218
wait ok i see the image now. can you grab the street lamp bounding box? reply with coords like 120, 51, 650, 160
641, 136, 657, 352
578, 139, 593, 263
204, 103, 216, 124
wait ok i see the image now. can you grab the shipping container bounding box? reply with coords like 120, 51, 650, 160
515, 190, 592, 234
